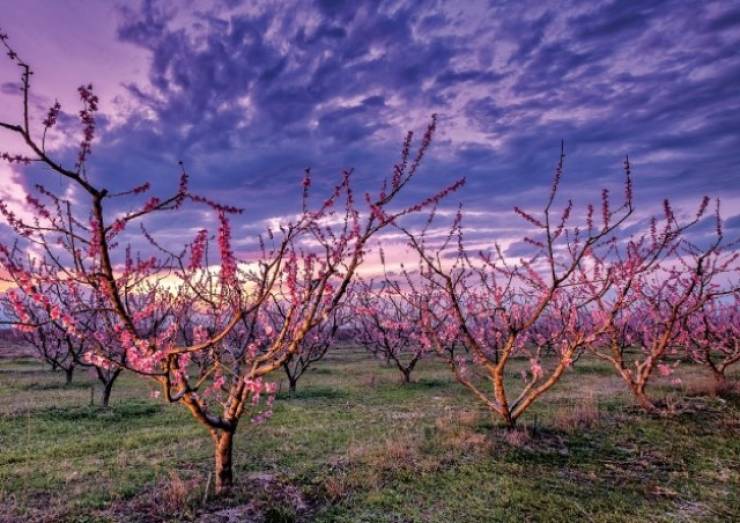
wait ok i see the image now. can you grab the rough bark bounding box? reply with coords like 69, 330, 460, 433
632, 384, 658, 413
214, 431, 234, 494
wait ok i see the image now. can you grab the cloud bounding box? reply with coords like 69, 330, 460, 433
0, 0, 738, 269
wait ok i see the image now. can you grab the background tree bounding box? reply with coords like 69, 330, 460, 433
684, 293, 740, 392
582, 199, 736, 411
351, 276, 427, 384
400, 148, 635, 428
274, 299, 352, 395
0, 249, 125, 405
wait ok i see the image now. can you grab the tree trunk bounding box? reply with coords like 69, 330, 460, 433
400, 369, 411, 384
64, 366, 74, 385
214, 431, 234, 494
711, 370, 728, 394
96, 368, 120, 408
632, 384, 657, 413
613, 363, 659, 413
496, 410, 516, 430
101, 380, 114, 408
288, 378, 297, 395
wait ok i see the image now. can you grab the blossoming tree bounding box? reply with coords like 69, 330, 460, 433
0, 259, 124, 404
684, 293, 740, 391
276, 301, 352, 394
0, 30, 462, 492
351, 276, 427, 383
581, 199, 737, 411
400, 148, 636, 427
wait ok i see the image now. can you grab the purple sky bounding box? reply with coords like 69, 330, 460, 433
1, 0, 739, 269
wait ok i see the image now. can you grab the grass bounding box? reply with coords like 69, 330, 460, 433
0, 349, 738, 522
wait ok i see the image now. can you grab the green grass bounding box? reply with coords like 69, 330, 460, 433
0, 350, 738, 522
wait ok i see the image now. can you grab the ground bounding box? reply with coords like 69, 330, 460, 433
0, 347, 738, 522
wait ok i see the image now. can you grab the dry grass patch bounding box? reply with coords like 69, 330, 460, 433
682, 373, 739, 398
348, 436, 423, 476
551, 394, 601, 433
432, 410, 492, 454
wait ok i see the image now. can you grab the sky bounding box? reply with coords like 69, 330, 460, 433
0, 0, 739, 270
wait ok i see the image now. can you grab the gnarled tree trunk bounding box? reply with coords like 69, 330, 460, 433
214, 430, 235, 494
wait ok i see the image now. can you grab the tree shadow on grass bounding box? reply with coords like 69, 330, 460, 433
571, 364, 614, 376
276, 386, 347, 402
308, 367, 333, 375
493, 405, 735, 487
36, 401, 162, 423
410, 377, 453, 389
22, 381, 91, 391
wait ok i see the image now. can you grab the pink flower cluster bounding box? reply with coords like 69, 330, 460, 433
42, 101, 61, 128
76, 84, 98, 168
6, 289, 33, 332
244, 377, 278, 424
189, 229, 208, 270
217, 212, 236, 285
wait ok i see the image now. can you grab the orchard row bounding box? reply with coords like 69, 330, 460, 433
0, 29, 737, 494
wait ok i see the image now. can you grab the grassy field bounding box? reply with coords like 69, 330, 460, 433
0, 348, 738, 522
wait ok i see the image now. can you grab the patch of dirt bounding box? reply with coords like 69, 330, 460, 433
104, 471, 315, 523
488, 425, 573, 457
198, 472, 308, 523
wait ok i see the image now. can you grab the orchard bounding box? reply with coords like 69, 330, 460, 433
1, 12, 739, 523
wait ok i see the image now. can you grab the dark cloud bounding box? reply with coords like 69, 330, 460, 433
2, 0, 739, 254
